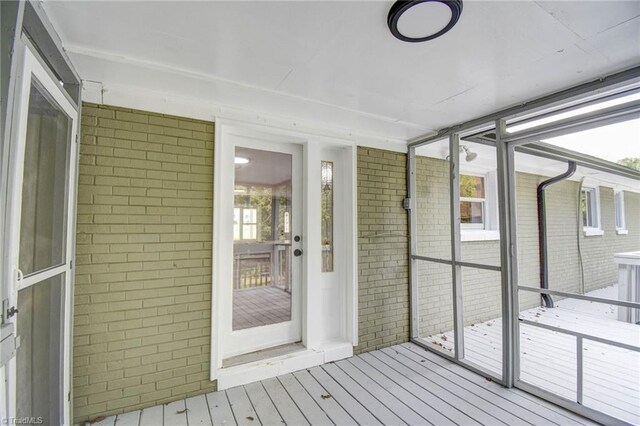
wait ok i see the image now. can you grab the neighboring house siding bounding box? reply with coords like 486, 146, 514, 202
74, 104, 215, 422
355, 147, 410, 353
517, 173, 640, 300
416, 156, 640, 337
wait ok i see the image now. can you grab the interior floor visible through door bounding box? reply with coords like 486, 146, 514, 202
233, 286, 291, 330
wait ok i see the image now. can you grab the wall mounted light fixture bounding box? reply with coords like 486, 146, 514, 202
446, 145, 477, 162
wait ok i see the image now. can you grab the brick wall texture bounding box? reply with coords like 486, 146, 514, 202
74, 111, 412, 420
74, 104, 215, 422
354, 147, 409, 353
416, 155, 640, 337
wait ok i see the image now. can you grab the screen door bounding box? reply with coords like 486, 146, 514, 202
5, 46, 78, 426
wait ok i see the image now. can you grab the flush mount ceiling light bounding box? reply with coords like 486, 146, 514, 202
234, 156, 250, 165
388, 0, 463, 43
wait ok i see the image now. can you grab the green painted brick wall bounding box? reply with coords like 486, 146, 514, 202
74, 111, 414, 420
74, 104, 215, 422
355, 147, 410, 353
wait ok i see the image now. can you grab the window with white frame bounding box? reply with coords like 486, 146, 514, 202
460, 175, 486, 229
233, 207, 257, 240
459, 172, 499, 241
581, 187, 603, 235
614, 190, 627, 234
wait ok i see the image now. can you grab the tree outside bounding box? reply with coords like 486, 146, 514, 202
617, 157, 640, 171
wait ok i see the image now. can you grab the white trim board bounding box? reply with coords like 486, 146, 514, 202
77, 58, 411, 154
216, 341, 353, 390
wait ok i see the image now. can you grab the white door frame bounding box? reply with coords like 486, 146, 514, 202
211, 119, 358, 382
219, 134, 304, 358
3, 42, 79, 426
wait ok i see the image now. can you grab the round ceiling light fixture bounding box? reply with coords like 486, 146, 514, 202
388, 0, 463, 43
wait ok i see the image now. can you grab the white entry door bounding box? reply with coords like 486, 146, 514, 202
3, 46, 78, 425
219, 133, 303, 359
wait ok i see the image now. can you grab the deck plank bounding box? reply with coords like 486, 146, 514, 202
334, 358, 429, 425
392, 345, 568, 426
186, 394, 213, 425
244, 381, 285, 425
226, 386, 260, 426
402, 343, 597, 426
88, 341, 613, 426
207, 391, 237, 426
321, 362, 407, 425
466, 323, 636, 388
374, 349, 521, 425
163, 399, 188, 426
277, 374, 332, 425
393, 347, 568, 426
92, 415, 116, 426
292, 369, 357, 426
139, 404, 163, 426
358, 353, 484, 426
456, 329, 640, 414
425, 286, 640, 426
308, 365, 382, 425
115, 410, 140, 426
261, 377, 310, 426
348, 357, 457, 425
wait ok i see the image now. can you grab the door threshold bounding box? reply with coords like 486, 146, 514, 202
222, 342, 305, 368
216, 340, 353, 390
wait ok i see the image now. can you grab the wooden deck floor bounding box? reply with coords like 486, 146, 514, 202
94, 343, 595, 426
425, 285, 640, 425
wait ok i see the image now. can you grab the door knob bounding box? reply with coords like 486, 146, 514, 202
294, 249, 303, 257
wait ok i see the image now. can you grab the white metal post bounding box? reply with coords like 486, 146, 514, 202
408, 146, 418, 340
449, 134, 464, 359
496, 118, 515, 387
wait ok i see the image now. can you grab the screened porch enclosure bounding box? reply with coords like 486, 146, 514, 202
4, 2, 640, 424
409, 85, 640, 425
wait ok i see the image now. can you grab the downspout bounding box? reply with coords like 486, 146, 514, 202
576, 178, 586, 295
537, 161, 577, 308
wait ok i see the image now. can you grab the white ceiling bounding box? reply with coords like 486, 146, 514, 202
235, 147, 292, 186
43, 1, 640, 142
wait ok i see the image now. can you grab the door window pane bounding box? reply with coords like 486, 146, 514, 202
233, 147, 293, 330
19, 79, 71, 276
17, 274, 65, 425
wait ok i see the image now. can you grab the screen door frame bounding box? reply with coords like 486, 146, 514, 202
3, 40, 79, 426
